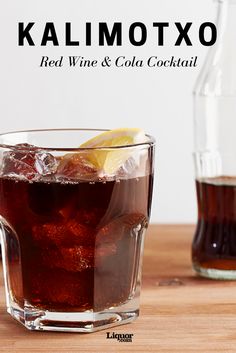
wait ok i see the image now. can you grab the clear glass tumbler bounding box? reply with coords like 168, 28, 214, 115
0, 129, 155, 332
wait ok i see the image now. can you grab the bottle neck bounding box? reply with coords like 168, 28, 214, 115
194, 0, 236, 96
216, 0, 236, 43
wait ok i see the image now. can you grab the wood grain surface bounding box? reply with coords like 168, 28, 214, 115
1, 225, 236, 353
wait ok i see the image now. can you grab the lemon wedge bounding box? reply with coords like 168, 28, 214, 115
80, 128, 147, 176
80, 128, 146, 148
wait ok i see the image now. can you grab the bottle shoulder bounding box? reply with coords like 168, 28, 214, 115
195, 45, 236, 96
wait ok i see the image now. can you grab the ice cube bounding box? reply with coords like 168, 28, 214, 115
96, 213, 147, 245
58, 206, 105, 227
32, 219, 94, 247
115, 147, 150, 179
1, 144, 38, 180
57, 152, 98, 181
96, 222, 123, 245
0, 143, 58, 181
95, 243, 117, 264
42, 246, 95, 272
35, 152, 58, 176
115, 156, 138, 179
68, 219, 95, 245
76, 208, 105, 227
41, 243, 116, 272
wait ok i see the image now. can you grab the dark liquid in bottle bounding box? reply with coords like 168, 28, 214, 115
192, 177, 236, 271
0, 175, 152, 312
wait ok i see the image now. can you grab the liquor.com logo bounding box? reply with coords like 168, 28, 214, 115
106, 332, 134, 343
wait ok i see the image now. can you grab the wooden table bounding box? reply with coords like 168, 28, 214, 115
1, 225, 236, 353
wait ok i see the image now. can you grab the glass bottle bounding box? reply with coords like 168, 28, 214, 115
192, 0, 236, 279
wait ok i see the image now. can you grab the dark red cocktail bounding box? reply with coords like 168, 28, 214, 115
0, 129, 154, 332
193, 177, 236, 273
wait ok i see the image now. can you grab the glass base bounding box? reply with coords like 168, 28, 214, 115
7, 301, 139, 333
193, 263, 236, 280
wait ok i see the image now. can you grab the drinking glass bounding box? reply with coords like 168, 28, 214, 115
0, 129, 155, 332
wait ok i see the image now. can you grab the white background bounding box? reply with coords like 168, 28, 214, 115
0, 0, 216, 223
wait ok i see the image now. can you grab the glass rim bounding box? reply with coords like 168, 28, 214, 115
0, 128, 156, 152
